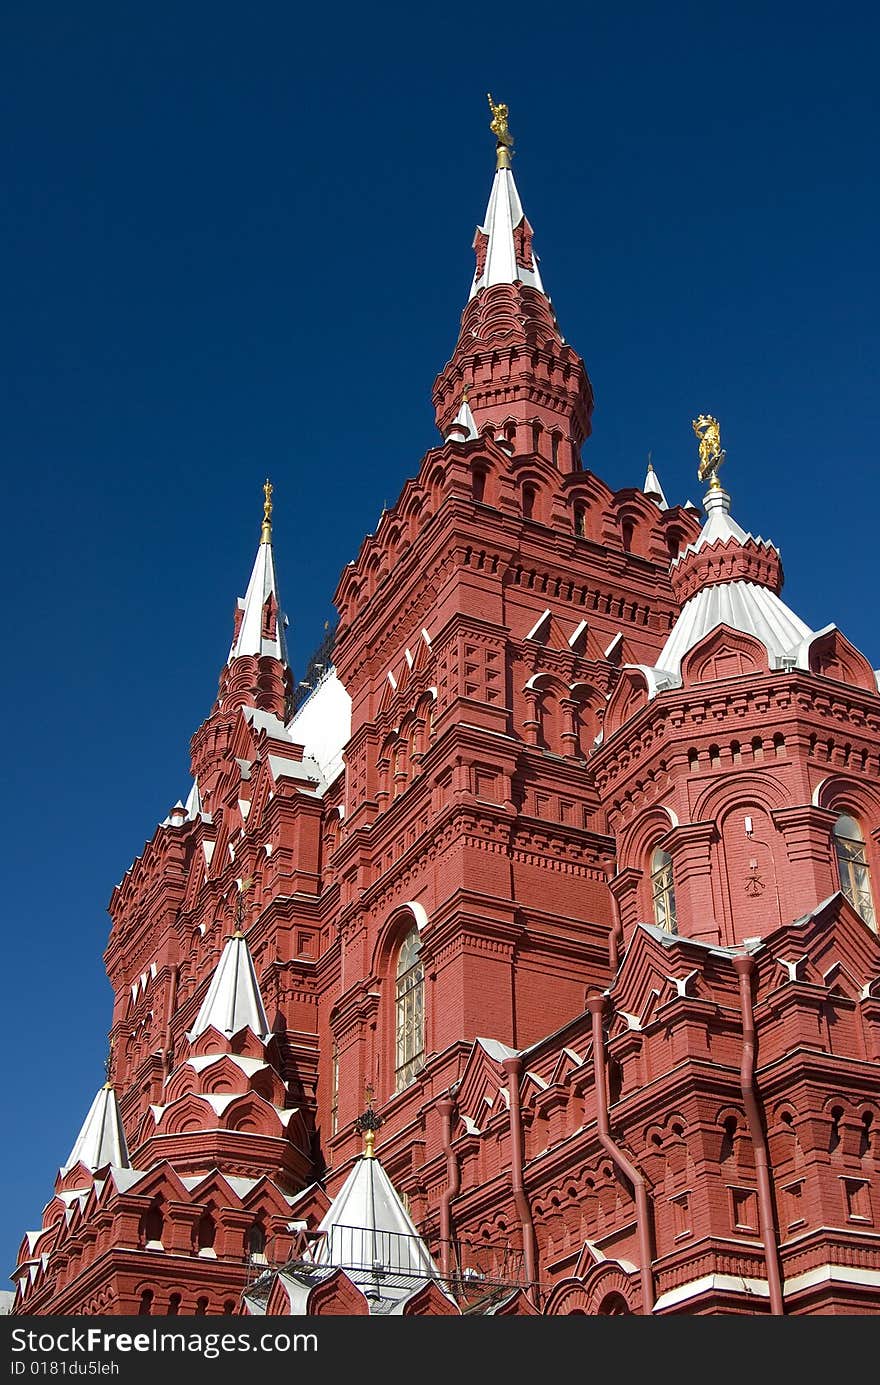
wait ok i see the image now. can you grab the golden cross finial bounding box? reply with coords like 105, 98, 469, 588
487, 93, 514, 170
103, 1036, 115, 1089
261, 478, 273, 544
692, 414, 726, 491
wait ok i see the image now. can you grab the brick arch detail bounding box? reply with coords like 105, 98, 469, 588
813, 774, 880, 822
544, 1262, 640, 1315
692, 770, 789, 824
618, 804, 679, 870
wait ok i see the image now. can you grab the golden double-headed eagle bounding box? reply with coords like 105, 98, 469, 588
692, 414, 726, 489
488, 93, 514, 167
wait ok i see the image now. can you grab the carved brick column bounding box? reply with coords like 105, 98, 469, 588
771, 805, 838, 917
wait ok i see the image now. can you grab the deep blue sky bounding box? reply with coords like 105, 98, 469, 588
2, 2, 878, 1278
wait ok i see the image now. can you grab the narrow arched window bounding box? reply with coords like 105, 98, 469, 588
330, 1042, 339, 1137
395, 926, 425, 1091
651, 847, 678, 934
573, 503, 586, 537
196, 1213, 216, 1254
247, 1223, 266, 1264
522, 484, 537, 520
833, 814, 876, 928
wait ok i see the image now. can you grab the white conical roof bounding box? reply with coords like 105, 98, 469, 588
445, 395, 479, 442
228, 537, 288, 664
187, 932, 270, 1042
643, 461, 668, 509
61, 1084, 130, 1175
656, 580, 812, 681
469, 166, 545, 299
313, 1152, 439, 1289
653, 485, 812, 684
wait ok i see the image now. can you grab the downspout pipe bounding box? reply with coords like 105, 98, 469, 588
437, 1096, 460, 1280
732, 954, 785, 1316
501, 1055, 539, 1305
606, 871, 624, 973
587, 992, 655, 1314
161, 963, 180, 1076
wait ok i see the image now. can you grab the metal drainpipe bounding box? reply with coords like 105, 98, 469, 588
606, 871, 624, 973
501, 1055, 539, 1305
437, 1097, 460, 1280
732, 954, 785, 1315
587, 992, 655, 1314
161, 964, 180, 1075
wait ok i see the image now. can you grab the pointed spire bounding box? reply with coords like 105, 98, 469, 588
470, 97, 544, 300
313, 1093, 439, 1290
433, 100, 593, 459
187, 926, 271, 1042
228, 481, 288, 664
61, 1078, 130, 1175
643, 455, 668, 509
444, 387, 479, 443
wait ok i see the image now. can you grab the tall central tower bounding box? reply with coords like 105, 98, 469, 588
326, 98, 700, 1149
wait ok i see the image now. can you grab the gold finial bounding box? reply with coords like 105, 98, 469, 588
354, 1082, 382, 1159
647, 449, 654, 472
261, 478, 273, 544
487, 93, 514, 170
461, 384, 469, 403
692, 414, 726, 491
233, 876, 254, 936
103, 1036, 115, 1089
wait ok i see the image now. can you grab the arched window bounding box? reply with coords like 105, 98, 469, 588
247, 1223, 267, 1264
522, 484, 537, 520
573, 503, 586, 537
141, 1202, 164, 1249
651, 847, 678, 934
196, 1213, 216, 1255
833, 814, 876, 928
395, 927, 425, 1091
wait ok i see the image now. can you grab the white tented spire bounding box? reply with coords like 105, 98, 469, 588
228, 540, 288, 664
61, 1083, 130, 1176
469, 166, 545, 300
229, 480, 289, 664
188, 932, 271, 1042
643, 459, 668, 509
312, 1149, 440, 1290
445, 393, 479, 442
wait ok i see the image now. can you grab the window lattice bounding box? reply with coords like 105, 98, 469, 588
395, 927, 425, 1091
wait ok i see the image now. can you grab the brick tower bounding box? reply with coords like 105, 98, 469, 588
12, 101, 880, 1317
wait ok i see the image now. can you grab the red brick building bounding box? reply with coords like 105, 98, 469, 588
12, 107, 880, 1317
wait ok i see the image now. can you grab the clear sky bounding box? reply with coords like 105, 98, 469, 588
2, 1, 878, 1278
